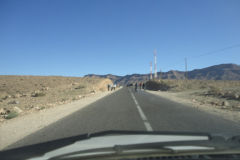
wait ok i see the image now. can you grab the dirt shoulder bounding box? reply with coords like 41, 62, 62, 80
0, 89, 118, 150
146, 90, 240, 123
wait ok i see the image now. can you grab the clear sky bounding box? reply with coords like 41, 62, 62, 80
1, 0, 240, 76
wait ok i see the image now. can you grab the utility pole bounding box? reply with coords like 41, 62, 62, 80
150, 62, 153, 80
185, 58, 188, 80
154, 49, 157, 79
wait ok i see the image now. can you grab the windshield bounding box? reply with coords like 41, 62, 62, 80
1, 0, 240, 155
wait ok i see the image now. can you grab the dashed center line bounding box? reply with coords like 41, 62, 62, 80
129, 90, 153, 131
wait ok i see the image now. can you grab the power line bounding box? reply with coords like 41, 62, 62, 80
193, 43, 240, 58
147, 43, 240, 73
161, 43, 240, 70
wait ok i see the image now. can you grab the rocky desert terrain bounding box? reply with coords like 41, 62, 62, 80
145, 79, 240, 122
0, 76, 112, 122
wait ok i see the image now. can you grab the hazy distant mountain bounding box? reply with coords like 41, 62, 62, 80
188, 64, 240, 80
85, 64, 240, 85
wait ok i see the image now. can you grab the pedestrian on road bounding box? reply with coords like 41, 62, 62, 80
107, 84, 110, 91
135, 83, 138, 92
142, 83, 145, 90
139, 82, 142, 90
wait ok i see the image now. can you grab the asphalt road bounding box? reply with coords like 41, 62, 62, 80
7, 87, 240, 149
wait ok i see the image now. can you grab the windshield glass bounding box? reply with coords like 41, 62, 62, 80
0, 0, 240, 154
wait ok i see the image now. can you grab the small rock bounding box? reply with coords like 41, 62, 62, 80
13, 106, 23, 113
21, 94, 27, 97
0, 108, 10, 115
0, 108, 5, 115
234, 94, 239, 100
222, 101, 230, 107
47, 103, 54, 107
219, 92, 225, 97
3, 114, 8, 119
25, 105, 32, 110
90, 90, 96, 94
34, 106, 40, 110
192, 99, 196, 102
215, 102, 222, 106
13, 94, 21, 98
41, 87, 49, 91
31, 91, 46, 97
8, 100, 19, 105
221, 105, 228, 109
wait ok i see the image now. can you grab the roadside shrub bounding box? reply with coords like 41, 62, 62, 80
208, 86, 222, 96
5, 111, 18, 119
75, 85, 85, 90
72, 97, 78, 101
146, 80, 171, 91
223, 91, 240, 100
31, 92, 46, 97
40, 106, 45, 110
199, 81, 208, 89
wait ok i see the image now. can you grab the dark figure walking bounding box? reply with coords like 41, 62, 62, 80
107, 84, 110, 91
139, 82, 142, 90
135, 83, 138, 92
142, 83, 145, 90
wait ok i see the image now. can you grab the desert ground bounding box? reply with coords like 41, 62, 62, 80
146, 79, 240, 122
0, 76, 112, 122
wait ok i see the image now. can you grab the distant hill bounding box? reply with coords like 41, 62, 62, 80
188, 64, 240, 80
85, 63, 240, 85
85, 74, 121, 83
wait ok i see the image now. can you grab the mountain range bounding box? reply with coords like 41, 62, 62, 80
85, 63, 240, 85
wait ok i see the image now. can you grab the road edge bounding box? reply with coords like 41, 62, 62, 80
0, 88, 122, 150
144, 90, 240, 124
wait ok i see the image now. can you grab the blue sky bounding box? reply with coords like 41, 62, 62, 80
1, 0, 240, 76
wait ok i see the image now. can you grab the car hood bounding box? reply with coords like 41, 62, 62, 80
2, 130, 238, 160
30, 133, 211, 160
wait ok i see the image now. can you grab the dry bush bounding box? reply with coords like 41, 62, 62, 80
31, 92, 46, 97
146, 80, 171, 91
5, 111, 18, 119
207, 86, 222, 96
75, 85, 86, 90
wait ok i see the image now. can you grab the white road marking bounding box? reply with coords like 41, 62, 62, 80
129, 90, 153, 131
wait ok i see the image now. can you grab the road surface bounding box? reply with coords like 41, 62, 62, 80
7, 87, 240, 149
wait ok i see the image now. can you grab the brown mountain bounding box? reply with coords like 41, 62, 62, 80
85, 63, 240, 85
